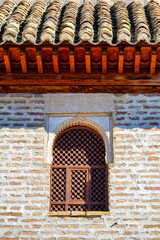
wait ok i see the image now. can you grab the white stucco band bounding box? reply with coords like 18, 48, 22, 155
45, 93, 115, 114
44, 94, 115, 165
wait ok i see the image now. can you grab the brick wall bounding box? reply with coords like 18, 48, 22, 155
0, 93, 160, 240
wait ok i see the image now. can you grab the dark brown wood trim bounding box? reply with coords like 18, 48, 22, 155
85, 48, 91, 74
52, 48, 59, 73
36, 48, 43, 74
118, 48, 124, 74
20, 49, 27, 74
0, 85, 160, 93
0, 73, 160, 93
150, 47, 157, 74
69, 48, 75, 74
0, 73, 160, 85
102, 47, 107, 74
134, 47, 140, 74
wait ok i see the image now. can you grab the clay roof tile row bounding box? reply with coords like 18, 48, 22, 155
0, 0, 160, 45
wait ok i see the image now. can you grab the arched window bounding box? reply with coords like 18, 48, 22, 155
50, 126, 108, 212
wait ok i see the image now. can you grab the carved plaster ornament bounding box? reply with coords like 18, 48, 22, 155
47, 116, 111, 165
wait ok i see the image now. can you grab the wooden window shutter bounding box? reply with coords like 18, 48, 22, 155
50, 126, 108, 212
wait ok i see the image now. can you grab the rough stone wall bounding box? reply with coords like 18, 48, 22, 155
0, 93, 160, 240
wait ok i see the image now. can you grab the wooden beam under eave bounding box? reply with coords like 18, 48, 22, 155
20, 49, 27, 73
118, 48, 124, 74
134, 47, 141, 74
150, 47, 157, 74
1, 85, 160, 94
36, 48, 43, 74
69, 48, 75, 74
85, 48, 91, 74
52, 48, 59, 73
1, 73, 160, 85
3, 48, 11, 74
102, 47, 107, 74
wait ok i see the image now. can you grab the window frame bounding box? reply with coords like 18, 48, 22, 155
49, 126, 109, 216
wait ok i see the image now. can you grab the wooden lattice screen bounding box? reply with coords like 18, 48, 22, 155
50, 126, 108, 211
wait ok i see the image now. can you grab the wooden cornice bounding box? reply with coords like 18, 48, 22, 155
0, 45, 160, 93
0, 73, 160, 93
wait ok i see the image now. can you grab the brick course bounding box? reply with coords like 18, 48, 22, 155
0, 93, 160, 240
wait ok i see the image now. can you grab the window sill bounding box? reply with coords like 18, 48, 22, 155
48, 211, 110, 217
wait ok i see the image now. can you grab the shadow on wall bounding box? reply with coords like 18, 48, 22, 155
0, 93, 160, 130
0, 93, 45, 130
113, 93, 160, 130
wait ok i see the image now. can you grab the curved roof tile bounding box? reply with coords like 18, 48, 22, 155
0, 0, 159, 45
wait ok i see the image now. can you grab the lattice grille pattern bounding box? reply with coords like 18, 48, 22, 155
68, 205, 89, 211
51, 168, 66, 201
51, 126, 107, 212
91, 205, 105, 211
91, 168, 106, 202
53, 127, 105, 166
51, 204, 65, 211
71, 170, 87, 200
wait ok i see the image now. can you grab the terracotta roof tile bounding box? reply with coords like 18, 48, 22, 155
147, 0, 160, 42
3, 0, 31, 42
0, 0, 160, 45
0, 0, 15, 31
79, 1, 94, 42
97, 0, 113, 43
114, 1, 131, 42
41, 0, 61, 44
129, 1, 151, 42
59, 1, 78, 43
22, 0, 46, 43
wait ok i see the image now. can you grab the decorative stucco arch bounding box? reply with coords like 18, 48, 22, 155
46, 116, 111, 165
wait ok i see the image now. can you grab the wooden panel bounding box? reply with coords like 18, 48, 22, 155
140, 47, 151, 67
107, 47, 119, 67
75, 47, 85, 67
42, 47, 53, 67
124, 47, 135, 66
10, 48, 21, 68
91, 47, 102, 67
26, 48, 37, 68
58, 47, 69, 66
